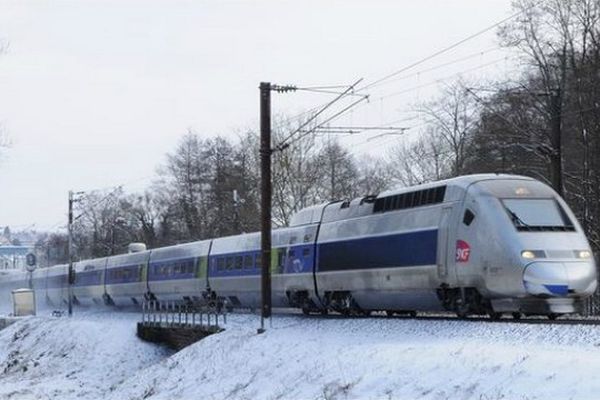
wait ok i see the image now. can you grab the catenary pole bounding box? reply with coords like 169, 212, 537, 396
258, 82, 272, 334
67, 190, 74, 317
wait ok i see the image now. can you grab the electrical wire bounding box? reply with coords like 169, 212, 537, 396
358, 0, 544, 92
276, 78, 364, 148
378, 56, 514, 100
281, 95, 370, 149
380, 46, 508, 85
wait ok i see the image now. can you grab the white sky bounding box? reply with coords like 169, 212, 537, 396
0, 0, 514, 231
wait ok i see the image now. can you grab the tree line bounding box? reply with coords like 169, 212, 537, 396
35, 0, 600, 265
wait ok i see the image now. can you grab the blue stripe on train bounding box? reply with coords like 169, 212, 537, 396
317, 229, 438, 272
209, 244, 314, 278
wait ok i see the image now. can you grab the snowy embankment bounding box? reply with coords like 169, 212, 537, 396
2, 311, 600, 400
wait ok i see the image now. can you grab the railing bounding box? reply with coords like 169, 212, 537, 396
140, 299, 227, 330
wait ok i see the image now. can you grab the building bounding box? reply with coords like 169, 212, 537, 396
0, 245, 31, 270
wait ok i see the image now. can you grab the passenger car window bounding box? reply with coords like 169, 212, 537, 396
255, 254, 262, 268
234, 256, 243, 270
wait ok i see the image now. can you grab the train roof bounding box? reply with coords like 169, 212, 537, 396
289, 174, 536, 227
376, 174, 534, 198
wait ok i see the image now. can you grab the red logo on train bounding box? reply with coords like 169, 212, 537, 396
456, 240, 471, 263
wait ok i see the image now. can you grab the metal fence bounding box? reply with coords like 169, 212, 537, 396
141, 300, 227, 329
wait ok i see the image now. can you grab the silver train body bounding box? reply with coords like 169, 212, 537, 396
0, 174, 597, 317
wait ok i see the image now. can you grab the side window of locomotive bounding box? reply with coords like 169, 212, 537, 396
463, 209, 475, 226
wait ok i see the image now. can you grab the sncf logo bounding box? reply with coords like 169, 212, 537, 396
456, 240, 471, 263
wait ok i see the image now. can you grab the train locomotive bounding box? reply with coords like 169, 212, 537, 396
0, 174, 597, 319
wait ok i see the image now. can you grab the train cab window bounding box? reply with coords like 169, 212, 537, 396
502, 198, 574, 231
217, 258, 225, 271
234, 256, 243, 270
463, 209, 475, 226
243, 255, 254, 269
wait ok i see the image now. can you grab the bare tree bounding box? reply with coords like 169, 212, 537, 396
387, 127, 451, 186
416, 80, 480, 177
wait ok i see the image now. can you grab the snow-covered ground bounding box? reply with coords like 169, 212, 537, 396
1, 309, 600, 400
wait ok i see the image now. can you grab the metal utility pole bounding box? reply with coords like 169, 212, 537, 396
258, 82, 272, 334
67, 190, 74, 317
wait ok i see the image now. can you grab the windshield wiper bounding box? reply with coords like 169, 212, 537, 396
504, 206, 530, 227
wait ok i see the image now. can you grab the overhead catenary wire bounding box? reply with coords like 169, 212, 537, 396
281, 94, 371, 150
327, 55, 516, 137
378, 56, 515, 100
358, 0, 544, 93
276, 78, 365, 148
274, 1, 544, 158
380, 46, 509, 85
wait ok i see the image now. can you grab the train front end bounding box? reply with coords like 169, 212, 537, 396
472, 178, 597, 315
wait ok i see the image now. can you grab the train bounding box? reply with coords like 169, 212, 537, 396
0, 174, 597, 319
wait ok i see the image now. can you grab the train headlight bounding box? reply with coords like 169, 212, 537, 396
575, 250, 592, 259
521, 250, 545, 259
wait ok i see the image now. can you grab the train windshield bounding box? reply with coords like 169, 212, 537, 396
502, 198, 575, 231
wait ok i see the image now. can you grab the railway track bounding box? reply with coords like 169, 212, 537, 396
295, 311, 600, 326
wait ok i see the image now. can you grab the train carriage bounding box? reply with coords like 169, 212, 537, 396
208, 223, 319, 310
72, 257, 107, 306
147, 241, 210, 302
104, 251, 150, 306
45, 264, 68, 307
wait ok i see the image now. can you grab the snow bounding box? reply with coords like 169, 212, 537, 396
2, 310, 600, 400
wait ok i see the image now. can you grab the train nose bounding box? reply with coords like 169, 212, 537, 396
523, 262, 597, 297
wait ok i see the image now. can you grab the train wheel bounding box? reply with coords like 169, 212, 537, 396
488, 312, 502, 320
512, 312, 521, 320
456, 302, 469, 319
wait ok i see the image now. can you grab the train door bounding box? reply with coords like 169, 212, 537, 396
437, 205, 457, 285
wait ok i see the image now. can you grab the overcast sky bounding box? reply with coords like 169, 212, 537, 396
0, 0, 514, 231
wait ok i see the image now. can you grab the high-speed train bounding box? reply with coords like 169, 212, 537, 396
0, 174, 597, 319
